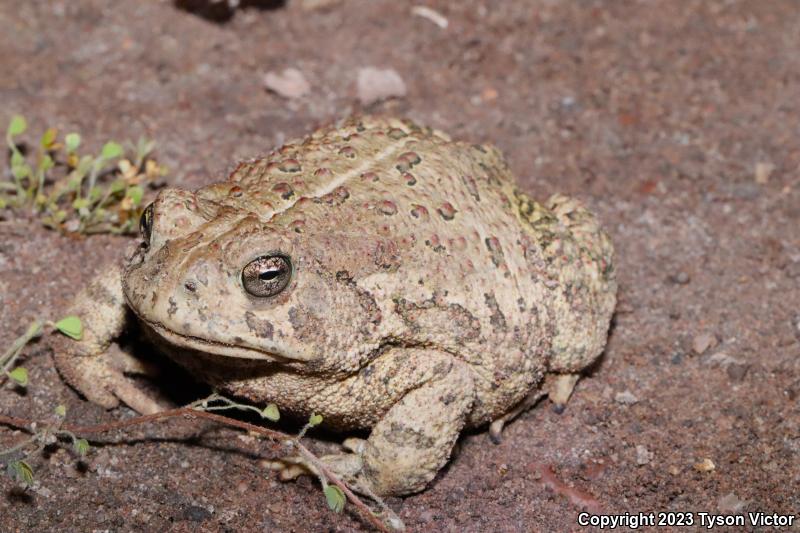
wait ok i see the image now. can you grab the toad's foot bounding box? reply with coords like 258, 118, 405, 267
267, 438, 368, 492
488, 373, 582, 443
52, 265, 168, 415
489, 389, 547, 444
54, 348, 168, 415
547, 372, 581, 413
107, 343, 163, 378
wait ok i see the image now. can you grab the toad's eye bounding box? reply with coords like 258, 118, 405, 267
242, 254, 292, 298
139, 203, 155, 246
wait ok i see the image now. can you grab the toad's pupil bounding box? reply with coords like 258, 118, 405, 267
260, 268, 283, 281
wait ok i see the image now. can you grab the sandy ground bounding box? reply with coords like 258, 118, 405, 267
1, 1, 799, 531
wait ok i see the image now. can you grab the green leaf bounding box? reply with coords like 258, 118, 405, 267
138, 137, 156, 154
72, 198, 90, 210
73, 438, 90, 456
125, 185, 144, 207
109, 178, 127, 194
0, 197, 6, 209
309, 413, 323, 426
54, 404, 67, 417
75, 155, 93, 176
10, 150, 24, 167
39, 154, 54, 172
261, 403, 280, 421
7, 115, 27, 137
65, 133, 81, 153
88, 186, 103, 202
66, 174, 83, 191
324, 484, 345, 513
11, 163, 31, 180
40, 127, 57, 149
7, 367, 28, 387
8, 460, 34, 486
101, 141, 123, 160
55, 315, 83, 340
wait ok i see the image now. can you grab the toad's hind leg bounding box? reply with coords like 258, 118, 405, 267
544, 193, 616, 375
362, 357, 474, 495
270, 349, 475, 497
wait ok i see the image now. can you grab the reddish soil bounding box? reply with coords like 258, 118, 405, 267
1, 1, 799, 531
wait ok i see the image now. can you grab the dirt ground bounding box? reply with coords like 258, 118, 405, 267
1, 1, 799, 531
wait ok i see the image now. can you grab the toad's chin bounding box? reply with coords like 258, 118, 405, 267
141, 320, 312, 362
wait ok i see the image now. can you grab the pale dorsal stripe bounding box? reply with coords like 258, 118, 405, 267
266, 137, 408, 222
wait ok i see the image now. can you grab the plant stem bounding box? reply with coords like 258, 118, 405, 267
5, 138, 26, 198
0, 320, 43, 378
0, 435, 35, 457
0, 407, 396, 532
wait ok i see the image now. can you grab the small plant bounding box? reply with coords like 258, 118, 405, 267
2, 114, 166, 234
0, 315, 404, 531
1, 404, 91, 488
0, 315, 87, 488
0, 316, 83, 389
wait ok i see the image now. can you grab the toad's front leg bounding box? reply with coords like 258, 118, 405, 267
52, 265, 166, 414
276, 348, 475, 497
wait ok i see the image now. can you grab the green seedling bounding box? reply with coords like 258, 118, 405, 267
2, 114, 166, 234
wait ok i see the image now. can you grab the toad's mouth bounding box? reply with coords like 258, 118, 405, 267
143, 321, 312, 362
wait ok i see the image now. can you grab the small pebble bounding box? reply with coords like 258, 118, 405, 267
33, 484, 53, 498
357, 67, 407, 105
718, 492, 747, 513
263, 68, 311, 99
183, 505, 212, 522
668, 271, 691, 285
614, 390, 639, 405
726, 362, 750, 382
635, 445, 653, 465
693, 458, 715, 472
707, 351, 740, 367
692, 332, 717, 355
754, 162, 774, 184
411, 5, 449, 29
793, 314, 800, 342
786, 261, 800, 279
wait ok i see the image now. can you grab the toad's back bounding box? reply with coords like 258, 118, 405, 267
196, 116, 615, 425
